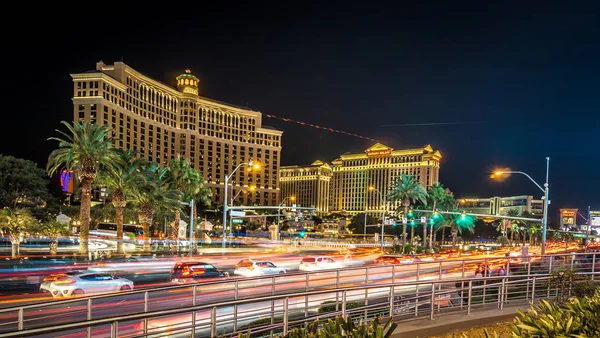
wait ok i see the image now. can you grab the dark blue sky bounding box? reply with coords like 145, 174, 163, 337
3, 2, 598, 221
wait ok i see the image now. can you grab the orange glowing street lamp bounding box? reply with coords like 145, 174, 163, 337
491, 158, 550, 255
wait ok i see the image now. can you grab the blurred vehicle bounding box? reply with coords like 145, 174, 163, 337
0, 257, 87, 295
374, 255, 402, 265
170, 261, 229, 284
40, 270, 133, 297
416, 254, 436, 262
233, 259, 286, 276
299, 256, 342, 271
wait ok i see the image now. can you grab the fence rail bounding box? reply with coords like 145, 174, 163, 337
0, 251, 597, 337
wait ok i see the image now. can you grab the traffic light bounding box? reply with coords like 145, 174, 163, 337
392, 220, 397, 227
410, 219, 416, 227
407, 209, 414, 218
299, 230, 306, 238
433, 209, 440, 219
461, 210, 467, 220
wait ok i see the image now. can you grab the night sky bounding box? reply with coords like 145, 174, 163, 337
3, 2, 598, 221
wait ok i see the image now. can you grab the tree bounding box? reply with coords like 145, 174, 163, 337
450, 210, 476, 247
47, 121, 120, 256
132, 164, 182, 253
39, 219, 70, 255
506, 209, 520, 244
97, 149, 148, 254
164, 156, 208, 249
387, 174, 428, 253
0, 208, 36, 257
423, 183, 454, 249
0, 155, 57, 219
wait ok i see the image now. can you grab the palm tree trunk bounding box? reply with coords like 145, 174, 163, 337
142, 221, 151, 253
410, 225, 415, 246
49, 239, 58, 255
79, 178, 93, 256
172, 210, 181, 255
451, 224, 458, 247
402, 204, 408, 254
113, 195, 126, 255
10, 233, 20, 258
441, 226, 446, 245
422, 223, 427, 248
428, 201, 437, 250
139, 203, 154, 254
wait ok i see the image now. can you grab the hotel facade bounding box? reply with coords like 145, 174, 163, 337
280, 143, 442, 216
458, 195, 544, 221
71, 61, 283, 206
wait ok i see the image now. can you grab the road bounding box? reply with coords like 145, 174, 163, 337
0, 260, 470, 337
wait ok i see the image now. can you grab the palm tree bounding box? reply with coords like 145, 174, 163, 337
164, 156, 207, 249
47, 121, 120, 256
97, 149, 148, 254
0, 208, 35, 257
387, 174, 428, 253
425, 183, 451, 249
133, 164, 182, 253
40, 219, 70, 255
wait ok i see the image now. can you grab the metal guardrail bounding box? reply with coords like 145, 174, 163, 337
0, 251, 597, 337
0, 270, 598, 338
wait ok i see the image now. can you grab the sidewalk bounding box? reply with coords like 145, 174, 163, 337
391, 304, 528, 338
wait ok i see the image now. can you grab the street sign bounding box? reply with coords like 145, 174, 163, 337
573, 233, 586, 238
421, 217, 427, 224
232, 219, 243, 224
230, 211, 246, 217
402, 218, 408, 224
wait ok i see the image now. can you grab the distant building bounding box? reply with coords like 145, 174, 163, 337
280, 142, 442, 217
458, 195, 544, 221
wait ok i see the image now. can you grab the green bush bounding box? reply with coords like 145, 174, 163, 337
546, 268, 598, 303
510, 289, 600, 337
283, 315, 397, 338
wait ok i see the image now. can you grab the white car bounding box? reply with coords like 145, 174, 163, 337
299, 256, 342, 271
234, 259, 287, 276
40, 271, 133, 298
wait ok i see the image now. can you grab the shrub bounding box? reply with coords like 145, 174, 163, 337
510, 289, 600, 337
318, 300, 364, 314
283, 315, 397, 338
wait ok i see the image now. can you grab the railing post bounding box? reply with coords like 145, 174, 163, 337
467, 280, 473, 315
336, 269, 340, 288
87, 298, 92, 338
211, 307, 217, 337
342, 290, 347, 318
364, 287, 369, 321
531, 277, 536, 304
430, 283, 435, 320
191, 310, 196, 337
235, 280, 239, 300
592, 254, 596, 281
283, 297, 289, 334
305, 273, 309, 291
233, 304, 238, 332
461, 260, 465, 278
193, 285, 197, 306
438, 261, 443, 280
144, 291, 148, 312
548, 255, 553, 274
416, 263, 420, 281
365, 266, 369, 285
499, 277, 506, 310
111, 321, 118, 338
389, 286, 395, 318
392, 265, 396, 283
17, 308, 23, 331
272, 276, 276, 295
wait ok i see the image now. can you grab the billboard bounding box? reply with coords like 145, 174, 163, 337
591, 216, 600, 227
560, 208, 577, 227
60, 169, 74, 194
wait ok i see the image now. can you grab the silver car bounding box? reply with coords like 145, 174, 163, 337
40, 271, 133, 298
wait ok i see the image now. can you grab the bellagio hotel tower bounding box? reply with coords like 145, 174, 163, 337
71, 61, 283, 206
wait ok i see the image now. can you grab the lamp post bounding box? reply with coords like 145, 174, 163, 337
223, 160, 260, 250
493, 157, 550, 255
277, 196, 295, 240
369, 186, 387, 251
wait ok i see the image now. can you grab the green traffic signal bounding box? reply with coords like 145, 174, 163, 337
407, 209, 414, 218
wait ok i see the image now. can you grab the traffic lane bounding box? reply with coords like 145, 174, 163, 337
7, 262, 459, 333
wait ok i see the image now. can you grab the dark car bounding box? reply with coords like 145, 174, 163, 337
170, 261, 229, 284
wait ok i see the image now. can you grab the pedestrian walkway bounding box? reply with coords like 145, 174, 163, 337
391, 304, 528, 338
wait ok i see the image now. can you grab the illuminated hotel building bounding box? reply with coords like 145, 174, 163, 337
280, 143, 442, 216
71, 61, 282, 206
458, 195, 544, 221
279, 161, 333, 214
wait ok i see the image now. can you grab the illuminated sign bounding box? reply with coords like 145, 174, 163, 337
183, 87, 198, 95
60, 169, 74, 194
367, 149, 391, 157
560, 208, 578, 226
591, 216, 600, 227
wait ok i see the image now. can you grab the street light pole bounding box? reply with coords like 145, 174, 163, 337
188, 199, 194, 257
493, 157, 550, 255
222, 161, 257, 251
369, 186, 386, 251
